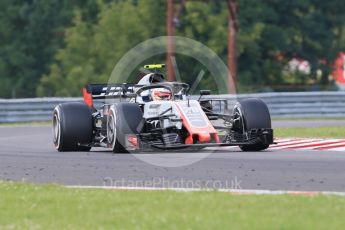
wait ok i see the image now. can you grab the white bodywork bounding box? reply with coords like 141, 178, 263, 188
137, 73, 156, 85
143, 100, 209, 130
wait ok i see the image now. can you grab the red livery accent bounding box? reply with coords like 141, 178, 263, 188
332, 52, 345, 85
126, 134, 139, 150
83, 87, 93, 108
175, 102, 220, 144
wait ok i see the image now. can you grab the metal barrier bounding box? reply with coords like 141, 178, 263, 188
1, 91, 345, 123
208, 91, 345, 118
0, 98, 81, 123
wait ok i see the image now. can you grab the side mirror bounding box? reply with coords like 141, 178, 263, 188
199, 90, 211, 96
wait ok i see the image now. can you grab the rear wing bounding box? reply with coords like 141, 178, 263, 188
83, 83, 143, 107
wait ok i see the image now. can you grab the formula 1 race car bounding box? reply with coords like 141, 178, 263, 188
52, 64, 273, 152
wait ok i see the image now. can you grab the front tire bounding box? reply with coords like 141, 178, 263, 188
53, 102, 93, 152
233, 98, 272, 152
240, 143, 269, 152
107, 103, 143, 153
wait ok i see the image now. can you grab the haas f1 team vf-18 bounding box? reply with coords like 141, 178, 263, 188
53, 64, 274, 152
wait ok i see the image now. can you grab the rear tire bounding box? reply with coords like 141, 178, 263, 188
107, 103, 143, 153
233, 98, 271, 152
53, 102, 93, 152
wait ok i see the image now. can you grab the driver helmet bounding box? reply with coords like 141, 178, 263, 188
151, 88, 172, 101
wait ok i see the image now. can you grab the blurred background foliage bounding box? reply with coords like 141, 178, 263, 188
1, 0, 345, 97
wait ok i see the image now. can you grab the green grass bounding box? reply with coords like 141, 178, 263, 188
272, 117, 345, 121
0, 121, 50, 126
275, 126, 345, 139
1, 182, 345, 230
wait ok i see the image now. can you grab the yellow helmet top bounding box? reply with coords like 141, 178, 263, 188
143, 64, 166, 70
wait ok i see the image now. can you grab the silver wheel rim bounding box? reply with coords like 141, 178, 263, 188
107, 111, 116, 148
53, 108, 61, 148
234, 105, 246, 135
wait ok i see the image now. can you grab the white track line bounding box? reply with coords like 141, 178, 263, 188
329, 147, 345, 151
65, 185, 345, 196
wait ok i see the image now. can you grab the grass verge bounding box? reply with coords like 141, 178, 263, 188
275, 126, 345, 139
0, 182, 345, 229
0, 121, 50, 126
272, 117, 345, 121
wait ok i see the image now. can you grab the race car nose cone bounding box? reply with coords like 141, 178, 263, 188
198, 133, 211, 143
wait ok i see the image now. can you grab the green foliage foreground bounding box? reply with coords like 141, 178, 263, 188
0, 182, 345, 229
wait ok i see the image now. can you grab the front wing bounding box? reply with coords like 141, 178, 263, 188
137, 128, 274, 150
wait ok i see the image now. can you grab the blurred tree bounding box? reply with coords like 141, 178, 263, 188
174, 1, 228, 93
38, 0, 166, 96
2, 0, 345, 97
0, 0, 100, 98
260, 0, 345, 87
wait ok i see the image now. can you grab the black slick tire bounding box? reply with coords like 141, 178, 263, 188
53, 102, 93, 152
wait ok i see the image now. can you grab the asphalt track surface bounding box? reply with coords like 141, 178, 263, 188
1, 124, 345, 192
